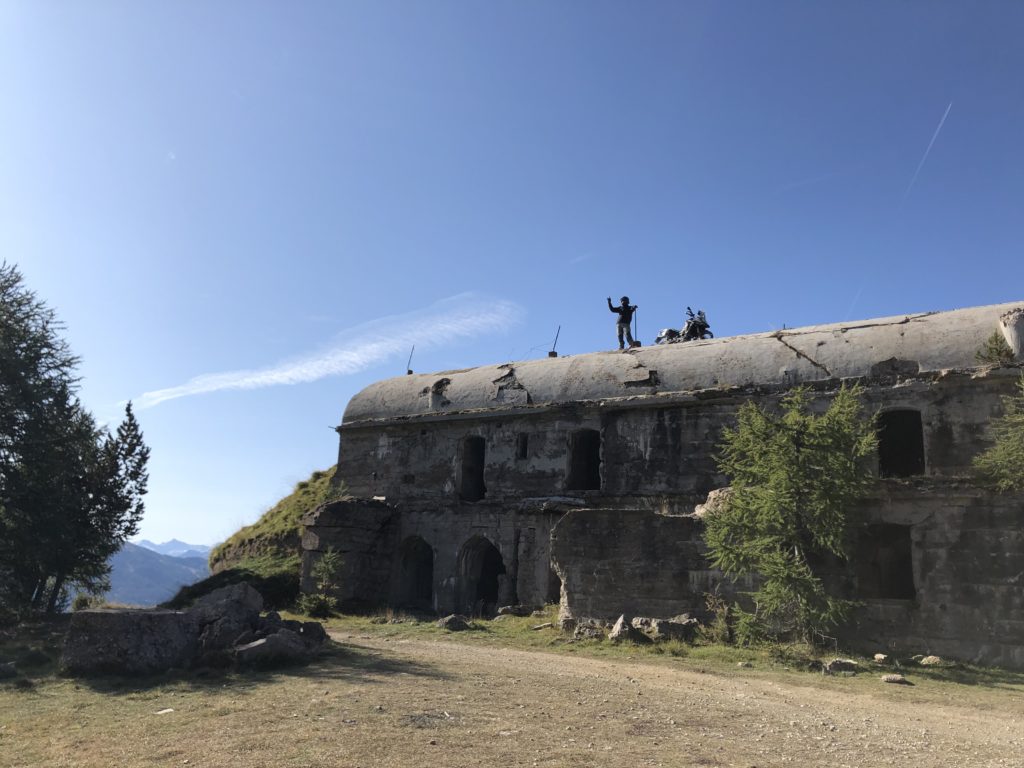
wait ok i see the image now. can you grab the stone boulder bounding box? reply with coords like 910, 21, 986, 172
299, 621, 328, 648
496, 605, 535, 617
631, 616, 699, 643
235, 629, 309, 668
61, 609, 198, 676
824, 658, 860, 675
188, 583, 264, 653
573, 622, 606, 641
608, 615, 652, 645
694, 487, 732, 518
437, 614, 472, 632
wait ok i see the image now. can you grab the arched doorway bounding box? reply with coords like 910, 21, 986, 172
397, 536, 434, 611
458, 536, 507, 616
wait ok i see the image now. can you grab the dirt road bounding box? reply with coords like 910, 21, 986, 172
322, 632, 1023, 768
4, 630, 1023, 767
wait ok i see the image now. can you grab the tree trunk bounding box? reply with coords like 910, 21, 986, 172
44, 572, 66, 614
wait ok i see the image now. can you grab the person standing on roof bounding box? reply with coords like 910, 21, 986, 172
607, 295, 638, 350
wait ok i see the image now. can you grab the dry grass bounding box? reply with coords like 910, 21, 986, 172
2, 612, 1024, 767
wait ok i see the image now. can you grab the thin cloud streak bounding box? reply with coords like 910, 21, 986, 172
134, 294, 524, 410
902, 102, 953, 203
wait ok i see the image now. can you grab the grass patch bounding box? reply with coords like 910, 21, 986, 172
162, 553, 301, 611
314, 605, 1024, 694
208, 465, 346, 571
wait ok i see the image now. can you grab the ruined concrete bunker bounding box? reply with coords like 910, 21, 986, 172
302, 301, 1024, 668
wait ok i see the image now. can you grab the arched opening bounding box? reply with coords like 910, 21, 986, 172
397, 536, 434, 610
458, 536, 507, 615
566, 428, 601, 491
878, 410, 925, 478
460, 436, 486, 501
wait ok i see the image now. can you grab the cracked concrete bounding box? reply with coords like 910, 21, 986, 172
771, 331, 835, 377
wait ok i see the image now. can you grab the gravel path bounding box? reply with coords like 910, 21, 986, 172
329, 631, 1024, 768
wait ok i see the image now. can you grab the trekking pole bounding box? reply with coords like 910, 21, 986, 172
633, 308, 639, 346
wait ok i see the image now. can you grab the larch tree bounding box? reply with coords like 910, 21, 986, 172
704, 385, 878, 645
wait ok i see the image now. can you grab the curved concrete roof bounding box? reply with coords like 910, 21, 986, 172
343, 301, 1023, 425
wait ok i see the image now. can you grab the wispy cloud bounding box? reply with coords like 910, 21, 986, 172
569, 253, 592, 265
133, 293, 524, 410
902, 102, 953, 203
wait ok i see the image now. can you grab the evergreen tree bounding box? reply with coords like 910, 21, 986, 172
973, 375, 1024, 492
0, 262, 150, 615
975, 331, 1016, 366
705, 385, 877, 644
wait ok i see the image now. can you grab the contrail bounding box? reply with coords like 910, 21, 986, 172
901, 101, 953, 203
133, 293, 524, 410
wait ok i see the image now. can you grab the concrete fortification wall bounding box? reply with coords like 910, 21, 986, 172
302, 301, 1024, 667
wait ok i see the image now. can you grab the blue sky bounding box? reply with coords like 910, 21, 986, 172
2, 2, 1022, 545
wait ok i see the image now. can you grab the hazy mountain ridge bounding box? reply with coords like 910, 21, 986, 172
104, 542, 210, 606
136, 538, 212, 559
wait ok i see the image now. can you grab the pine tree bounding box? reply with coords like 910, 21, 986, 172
0, 262, 150, 615
975, 331, 1016, 366
973, 375, 1024, 493
704, 385, 878, 644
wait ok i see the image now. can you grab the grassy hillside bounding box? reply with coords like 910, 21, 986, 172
165, 466, 344, 610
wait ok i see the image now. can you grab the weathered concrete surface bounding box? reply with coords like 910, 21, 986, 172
61, 609, 198, 676
301, 498, 399, 608
851, 487, 1024, 670
61, 584, 326, 676
550, 508, 723, 622
343, 302, 1023, 425
303, 499, 563, 615
549, 490, 1024, 669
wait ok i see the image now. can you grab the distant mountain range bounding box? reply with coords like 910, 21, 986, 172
102, 542, 210, 606
136, 538, 212, 560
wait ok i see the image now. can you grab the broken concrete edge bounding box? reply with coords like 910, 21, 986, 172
336, 363, 1024, 431
58, 584, 330, 678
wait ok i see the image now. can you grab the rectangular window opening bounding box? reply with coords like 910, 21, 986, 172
856, 523, 916, 600
459, 436, 486, 502
566, 428, 601, 491
516, 433, 529, 461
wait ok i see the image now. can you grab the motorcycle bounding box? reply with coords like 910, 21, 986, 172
654, 307, 714, 345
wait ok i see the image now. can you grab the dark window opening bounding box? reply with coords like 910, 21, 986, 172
566, 429, 601, 491
516, 433, 529, 460
856, 524, 916, 599
458, 536, 508, 615
397, 537, 434, 610
878, 410, 925, 478
460, 436, 486, 501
